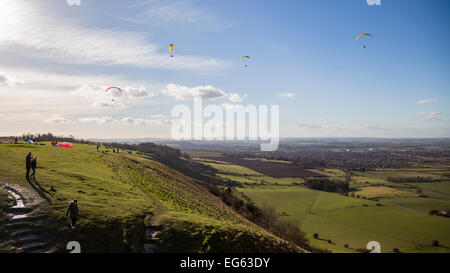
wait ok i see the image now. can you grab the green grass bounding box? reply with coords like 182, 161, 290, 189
414, 182, 450, 196
0, 143, 303, 253
237, 186, 450, 253
355, 186, 417, 198
195, 158, 305, 186
381, 196, 450, 214
202, 161, 262, 175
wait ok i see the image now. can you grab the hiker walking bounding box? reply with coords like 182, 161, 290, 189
66, 200, 79, 230
30, 156, 38, 180
26, 152, 32, 181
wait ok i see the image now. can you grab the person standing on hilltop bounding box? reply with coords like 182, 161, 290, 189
30, 156, 38, 180
26, 152, 32, 181
66, 200, 79, 230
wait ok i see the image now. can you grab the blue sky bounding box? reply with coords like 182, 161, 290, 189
0, 0, 449, 138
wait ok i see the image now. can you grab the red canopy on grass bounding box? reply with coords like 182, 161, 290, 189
57, 142, 73, 148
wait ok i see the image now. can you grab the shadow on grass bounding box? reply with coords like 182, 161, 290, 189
27, 178, 52, 204
314, 237, 336, 245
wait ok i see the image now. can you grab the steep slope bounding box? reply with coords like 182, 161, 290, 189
0, 143, 305, 253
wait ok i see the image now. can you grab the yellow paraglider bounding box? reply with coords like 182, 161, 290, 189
356, 33, 373, 48
169, 43, 174, 57
240, 56, 250, 67
355, 33, 372, 40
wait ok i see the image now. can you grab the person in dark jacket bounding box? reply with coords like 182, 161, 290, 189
66, 200, 79, 230
30, 156, 38, 180
26, 152, 32, 181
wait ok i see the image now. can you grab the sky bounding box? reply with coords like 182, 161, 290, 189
0, 0, 449, 139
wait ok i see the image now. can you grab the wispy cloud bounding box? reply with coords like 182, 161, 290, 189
278, 92, 295, 98
417, 99, 440, 104
122, 0, 236, 31
364, 125, 388, 131
43, 115, 72, 124
78, 116, 172, 126
293, 122, 322, 129
420, 111, 442, 121
0, 0, 222, 70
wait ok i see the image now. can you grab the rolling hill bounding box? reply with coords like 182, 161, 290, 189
0, 142, 306, 253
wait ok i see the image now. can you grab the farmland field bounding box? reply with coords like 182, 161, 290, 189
192, 152, 450, 253
203, 156, 324, 178
238, 187, 450, 253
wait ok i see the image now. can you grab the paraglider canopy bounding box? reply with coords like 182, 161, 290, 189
57, 142, 73, 148
355, 33, 372, 40
105, 87, 122, 104
240, 56, 250, 67
105, 87, 122, 93
356, 33, 373, 48
169, 43, 174, 57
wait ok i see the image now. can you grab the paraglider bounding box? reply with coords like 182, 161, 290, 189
57, 142, 73, 148
105, 87, 122, 104
105, 87, 122, 93
169, 43, 174, 57
240, 56, 250, 67
356, 33, 373, 48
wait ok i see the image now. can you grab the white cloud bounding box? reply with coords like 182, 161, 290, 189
0, 72, 21, 86
78, 116, 117, 124
71, 84, 104, 98
294, 122, 322, 129
120, 117, 147, 126
43, 115, 72, 124
78, 116, 172, 126
420, 111, 442, 121
278, 92, 295, 98
71, 84, 155, 108
145, 118, 172, 126
124, 86, 154, 98
228, 93, 248, 103
151, 114, 166, 118
163, 83, 226, 100
92, 100, 125, 109
417, 99, 440, 104
364, 125, 387, 131
0, 0, 221, 70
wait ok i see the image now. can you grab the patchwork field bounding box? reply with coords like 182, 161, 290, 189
192, 154, 450, 253
203, 157, 323, 178
238, 187, 450, 253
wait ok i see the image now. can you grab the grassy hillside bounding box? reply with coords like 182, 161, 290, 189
0, 143, 305, 253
